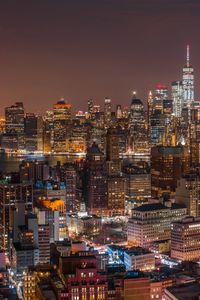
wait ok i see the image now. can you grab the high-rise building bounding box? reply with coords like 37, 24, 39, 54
36, 207, 60, 242
104, 97, 112, 128
175, 174, 200, 217
124, 165, 151, 211
84, 143, 108, 216
105, 128, 125, 215
43, 110, 54, 152
5, 102, 24, 134
0, 179, 33, 251
24, 113, 43, 152
38, 224, 50, 264
107, 176, 125, 216
13, 212, 39, 274
171, 216, 200, 261
39, 197, 67, 241
0, 118, 5, 134
53, 99, 72, 152
147, 90, 153, 134
129, 97, 148, 154
172, 81, 183, 117
151, 146, 190, 198
154, 85, 168, 113
150, 110, 165, 146
4, 102, 25, 150
116, 105, 122, 119
182, 45, 194, 111
64, 164, 78, 212
87, 99, 94, 119
106, 127, 121, 175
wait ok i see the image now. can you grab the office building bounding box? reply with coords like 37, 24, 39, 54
107, 175, 125, 216
124, 247, 155, 272
151, 146, 190, 198
175, 174, 200, 217
104, 97, 112, 128
0, 179, 33, 251
13, 213, 39, 274
38, 224, 50, 264
172, 81, 183, 117
84, 142, 108, 216
128, 203, 187, 248
171, 216, 200, 261
24, 113, 43, 152
4, 102, 25, 150
53, 99, 72, 152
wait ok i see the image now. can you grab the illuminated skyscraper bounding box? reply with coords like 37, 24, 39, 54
53, 99, 72, 152
4, 102, 25, 149
154, 85, 168, 112
106, 127, 121, 175
129, 96, 148, 153
87, 99, 94, 119
182, 45, 194, 110
172, 81, 183, 117
104, 97, 112, 128
5, 102, 24, 134
116, 105, 122, 119
43, 110, 54, 152
147, 91, 153, 131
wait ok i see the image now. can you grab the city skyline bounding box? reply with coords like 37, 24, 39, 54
0, 0, 200, 115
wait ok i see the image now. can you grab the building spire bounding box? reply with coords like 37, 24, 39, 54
187, 45, 190, 67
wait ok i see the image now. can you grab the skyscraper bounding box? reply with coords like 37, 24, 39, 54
5, 102, 24, 134
0, 180, 33, 252
116, 105, 122, 119
129, 96, 148, 153
154, 85, 168, 113
87, 99, 94, 119
24, 113, 43, 152
104, 97, 112, 128
182, 45, 194, 111
84, 143, 108, 216
53, 99, 72, 152
106, 127, 121, 175
4, 102, 25, 150
172, 81, 183, 117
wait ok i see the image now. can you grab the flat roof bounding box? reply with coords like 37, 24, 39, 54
166, 282, 200, 299
134, 203, 168, 212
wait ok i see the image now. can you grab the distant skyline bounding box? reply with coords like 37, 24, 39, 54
0, 0, 200, 115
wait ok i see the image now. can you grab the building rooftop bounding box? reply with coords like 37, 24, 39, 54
124, 247, 151, 256
166, 282, 200, 300
171, 203, 187, 210
134, 203, 168, 212
124, 271, 146, 279
173, 216, 200, 224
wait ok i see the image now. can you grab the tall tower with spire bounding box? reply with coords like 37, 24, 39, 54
182, 45, 194, 111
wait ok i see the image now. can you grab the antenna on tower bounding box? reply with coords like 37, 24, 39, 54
187, 45, 190, 67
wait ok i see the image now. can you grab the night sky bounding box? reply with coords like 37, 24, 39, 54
0, 0, 200, 115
